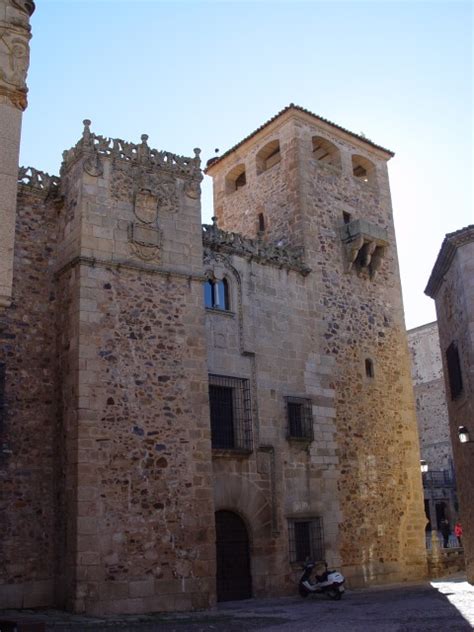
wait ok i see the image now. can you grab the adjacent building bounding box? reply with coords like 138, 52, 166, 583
407, 322, 458, 537
426, 225, 474, 583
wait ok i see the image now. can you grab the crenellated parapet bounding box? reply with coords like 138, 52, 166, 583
61, 119, 202, 183
18, 165, 60, 193
202, 218, 311, 276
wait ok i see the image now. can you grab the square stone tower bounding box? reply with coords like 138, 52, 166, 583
54, 124, 216, 614
206, 105, 427, 584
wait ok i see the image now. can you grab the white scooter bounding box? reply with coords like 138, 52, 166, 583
298, 560, 345, 600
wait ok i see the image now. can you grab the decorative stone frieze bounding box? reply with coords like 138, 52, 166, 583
202, 217, 311, 276
62, 119, 202, 181
0, 0, 35, 111
339, 218, 388, 279
18, 165, 60, 193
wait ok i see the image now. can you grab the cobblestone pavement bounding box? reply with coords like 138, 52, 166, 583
1, 575, 473, 631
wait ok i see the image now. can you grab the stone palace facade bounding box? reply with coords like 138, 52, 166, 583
0, 0, 427, 615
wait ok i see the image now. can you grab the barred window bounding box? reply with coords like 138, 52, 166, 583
288, 518, 324, 563
286, 397, 313, 440
446, 342, 463, 400
209, 375, 252, 451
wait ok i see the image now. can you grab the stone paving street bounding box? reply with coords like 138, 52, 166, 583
1, 575, 473, 632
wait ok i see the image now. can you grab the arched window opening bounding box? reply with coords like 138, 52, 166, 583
312, 136, 341, 168
352, 155, 375, 184
204, 278, 230, 310
256, 139, 281, 174
258, 212, 265, 233
365, 358, 374, 379
225, 164, 247, 193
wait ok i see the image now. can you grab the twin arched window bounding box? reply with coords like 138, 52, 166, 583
204, 278, 230, 310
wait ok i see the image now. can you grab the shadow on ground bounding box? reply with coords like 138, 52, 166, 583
1, 576, 473, 631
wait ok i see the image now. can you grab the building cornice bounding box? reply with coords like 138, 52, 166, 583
425, 225, 474, 298
205, 103, 394, 173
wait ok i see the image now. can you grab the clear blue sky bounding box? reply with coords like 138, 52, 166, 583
20, 0, 473, 329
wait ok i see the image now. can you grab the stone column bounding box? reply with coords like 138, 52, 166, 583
0, 0, 35, 308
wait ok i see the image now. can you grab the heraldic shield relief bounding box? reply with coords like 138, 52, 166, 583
129, 188, 163, 261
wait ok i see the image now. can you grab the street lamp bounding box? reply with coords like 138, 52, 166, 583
458, 426, 473, 444
420, 460, 428, 473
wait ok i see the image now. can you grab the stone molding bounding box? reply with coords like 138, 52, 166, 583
0, 0, 35, 111
54, 255, 205, 283
425, 225, 474, 298
61, 119, 203, 182
202, 218, 311, 276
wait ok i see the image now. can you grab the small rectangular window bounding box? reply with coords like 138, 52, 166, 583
446, 342, 463, 400
209, 375, 252, 451
288, 518, 324, 563
286, 396, 313, 440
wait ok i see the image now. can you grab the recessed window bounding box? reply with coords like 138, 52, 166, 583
258, 213, 265, 233
256, 140, 281, 174
209, 374, 252, 451
286, 396, 313, 440
446, 342, 463, 400
312, 136, 341, 168
225, 164, 247, 193
343, 211, 352, 225
352, 155, 375, 184
365, 358, 374, 378
288, 518, 324, 563
204, 278, 230, 310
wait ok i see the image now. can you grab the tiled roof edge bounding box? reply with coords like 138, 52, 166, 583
425, 225, 474, 298
205, 103, 394, 172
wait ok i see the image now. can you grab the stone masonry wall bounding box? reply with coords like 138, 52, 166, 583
298, 116, 426, 583
0, 184, 59, 608
407, 322, 452, 471
208, 109, 427, 586
433, 238, 474, 583
205, 249, 341, 595
59, 264, 215, 614
56, 127, 216, 614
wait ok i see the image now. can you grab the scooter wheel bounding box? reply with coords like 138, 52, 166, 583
298, 584, 310, 598
327, 589, 342, 600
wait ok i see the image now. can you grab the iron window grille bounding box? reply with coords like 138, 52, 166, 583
446, 341, 463, 400
288, 518, 324, 563
285, 396, 314, 440
209, 374, 252, 451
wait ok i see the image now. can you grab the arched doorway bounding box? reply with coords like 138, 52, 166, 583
215, 510, 252, 601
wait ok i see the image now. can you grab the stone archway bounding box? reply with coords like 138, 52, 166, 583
215, 510, 252, 601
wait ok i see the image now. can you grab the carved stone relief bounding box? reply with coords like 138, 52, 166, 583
134, 189, 158, 224
0, 0, 34, 110
128, 222, 163, 262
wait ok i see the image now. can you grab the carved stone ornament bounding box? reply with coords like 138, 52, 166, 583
184, 179, 200, 200
155, 180, 178, 214
81, 119, 103, 177
0, 1, 34, 110
339, 218, 388, 279
128, 223, 162, 262
134, 189, 158, 224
